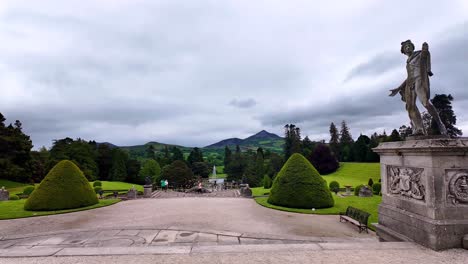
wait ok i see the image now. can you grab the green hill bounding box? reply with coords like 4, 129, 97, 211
121, 130, 285, 160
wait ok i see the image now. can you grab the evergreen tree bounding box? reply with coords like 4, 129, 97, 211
226, 145, 246, 181
223, 146, 232, 167
109, 148, 128, 182
126, 159, 141, 184
283, 124, 301, 160
329, 122, 340, 159
30, 147, 50, 183
399, 125, 412, 140
161, 160, 195, 189
97, 144, 113, 180
187, 147, 204, 166
171, 147, 184, 162
146, 145, 156, 160
339, 120, 354, 161
388, 129, 402, 142
353, 135, 370, 162
301, 136, 315, 158
191, 162, 210, 178
430, 94, 462, 137
0, 115, 33, 182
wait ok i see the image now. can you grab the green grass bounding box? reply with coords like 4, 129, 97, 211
95, 181, 143, 192
0, 199, 120, 220
210, 166, 227, 179
251, 187, 270, 197
322, 162, 380, 187
255, 194, 381, 230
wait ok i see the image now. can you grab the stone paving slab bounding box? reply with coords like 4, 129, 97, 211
192, 243, 323, 253
0, 247, 61, 257
56, 246, 191, 256
318, 241, 419, 250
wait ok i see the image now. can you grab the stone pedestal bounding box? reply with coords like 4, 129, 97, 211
143, 185, 152, 198
373, 138, 468, 250
345, 186, 352, 196
0, 187, 9, 201
127, 187, 137, 199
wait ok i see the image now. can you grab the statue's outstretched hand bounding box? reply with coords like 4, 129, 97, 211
389, 88, 400, 97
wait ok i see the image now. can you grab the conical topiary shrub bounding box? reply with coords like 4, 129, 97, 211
24, 160, 98, 211
268, 153, 334, 209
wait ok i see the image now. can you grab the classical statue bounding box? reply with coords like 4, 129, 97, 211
389, 40, 447, 136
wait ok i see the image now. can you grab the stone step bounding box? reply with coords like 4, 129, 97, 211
0, 241, 419, 257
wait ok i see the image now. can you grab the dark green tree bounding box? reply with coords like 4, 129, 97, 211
353, 135, 370, 162
223, 146, 232, 168
388, 129, 402, 142
329, 122, 340, 159
171, 147, 184, 162
161, 160, 195, 189
301, 136, 315, 158
191, 162, 210, 178
96, 144, 113, 180
126, 159, 141, 184
29, 147, 50, 183
339, 120, 354, 161
0, 114, 33, 182
109, 148, 128, 182
429, 94, 462, 137
146, 145, 156, 160
283, 124, 302, 160
187, 147, 204, 166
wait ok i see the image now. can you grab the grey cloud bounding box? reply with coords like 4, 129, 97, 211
259, 21, 468, 139
229, 98, 257, 108
345, 52, 401, 82
1, 1, 467, 148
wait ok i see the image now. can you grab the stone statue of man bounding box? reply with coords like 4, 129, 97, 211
389, 40, 447, 136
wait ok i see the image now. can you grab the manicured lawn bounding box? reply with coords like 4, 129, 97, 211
211, 165, 227, 179
255, 194, 381, 230
322, 162, 380, 188
0, 199, 120, 220
94, 181, 143, 192
251, 187, 271, 197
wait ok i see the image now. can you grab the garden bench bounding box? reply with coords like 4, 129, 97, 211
339, 206, 370, 233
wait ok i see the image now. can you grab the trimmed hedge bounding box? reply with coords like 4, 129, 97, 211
24, 160, 98, 211
263, 175, 272, 189
9, 195, 19, 200
93, 181, 102, 187
372, 183, 382, 195
23, 186, 35, 196
94, 187, 103, 194
329, 181, 340, 194
268, 153, 334, 209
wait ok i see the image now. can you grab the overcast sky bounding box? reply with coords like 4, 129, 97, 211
1, 0, 468, 149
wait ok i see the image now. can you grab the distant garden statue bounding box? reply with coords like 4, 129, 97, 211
389, 40, 447, 136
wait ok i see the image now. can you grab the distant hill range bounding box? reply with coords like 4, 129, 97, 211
204, 130, 283, 150
118, 130, 284, 158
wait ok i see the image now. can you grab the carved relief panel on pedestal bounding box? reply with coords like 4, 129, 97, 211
446, 170, 468, 205
387, 166, 425, 201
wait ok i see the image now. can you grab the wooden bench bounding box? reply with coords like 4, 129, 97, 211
339, 206, 370, 233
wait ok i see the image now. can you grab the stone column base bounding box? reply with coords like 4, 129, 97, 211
143, 185, 153, 198
374, 204, 468, 250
